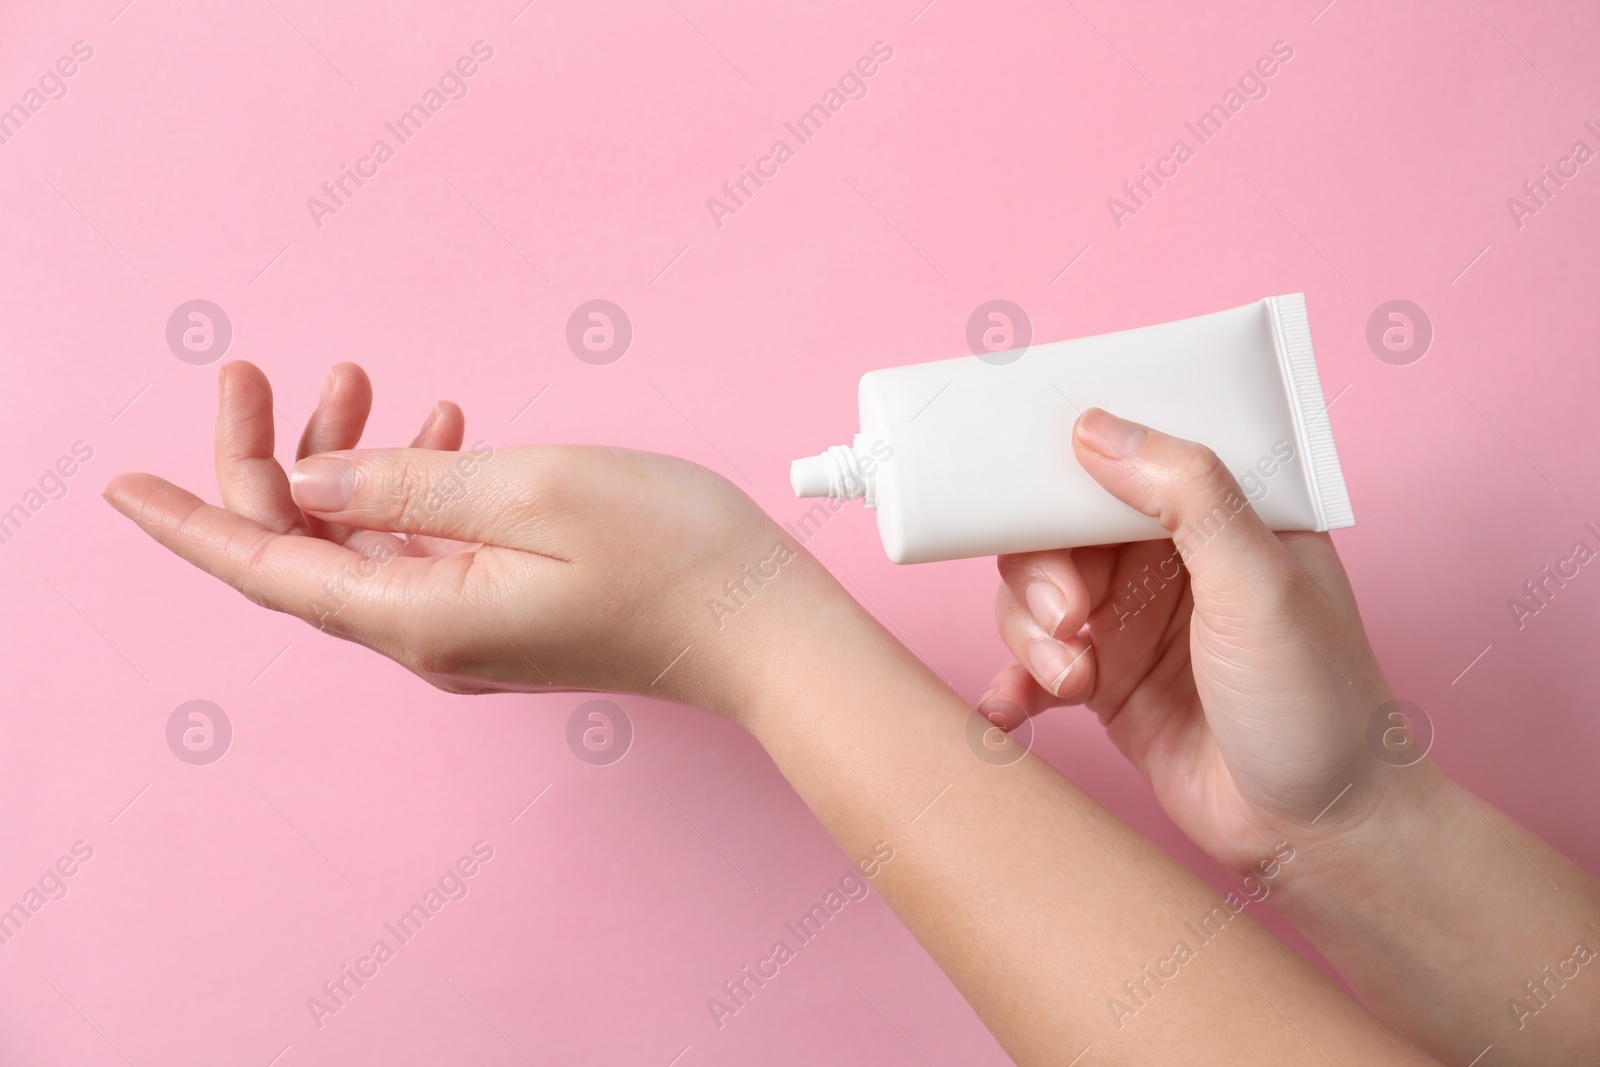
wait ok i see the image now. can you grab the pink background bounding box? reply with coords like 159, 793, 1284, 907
3, 0, 1598, 1063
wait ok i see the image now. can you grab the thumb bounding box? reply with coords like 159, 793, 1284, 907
289, 443, 540, 548
1072, 408, 1296, 596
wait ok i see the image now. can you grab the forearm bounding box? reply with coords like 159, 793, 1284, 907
1267, 760, 1600, 1065
733, 561, 1437, 1067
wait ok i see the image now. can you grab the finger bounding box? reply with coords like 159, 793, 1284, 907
104, 472, 424, 640
295, 364, 376, 544
214, 362, 306, 534
288, 444, 548, 550
995, 582, 1096, 703
997, 548, 1091, 640
292, 373, 468, 559
396, 403, 473, 559
1085, 538, 1192, 636
977, 659, 1062, 728
1073, 408, 1298, 598
297, 363, 373, 462
410, 401, 465, 451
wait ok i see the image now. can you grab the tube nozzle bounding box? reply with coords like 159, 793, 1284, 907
788, 442, 876, 505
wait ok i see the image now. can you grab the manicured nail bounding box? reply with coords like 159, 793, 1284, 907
1025, 581, 1069, 636
1078, 408, 1147, 460
291, 456, 354, 511
1028, 639, 1080, 696
319, 369, 338, 406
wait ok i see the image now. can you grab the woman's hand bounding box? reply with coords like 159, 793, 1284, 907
985, 409, 1600, 1066
980, 408, 1402, 874
104, 361, 818, 717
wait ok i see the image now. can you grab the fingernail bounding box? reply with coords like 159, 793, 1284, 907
977, 697, 1024, 731
1078, 408, 1147, 460
1028, 639, 1079, 696
418, 403, 441, 438
319, 369, 338, 406
1025, 581, 1069, 636
291, 456, 354, 511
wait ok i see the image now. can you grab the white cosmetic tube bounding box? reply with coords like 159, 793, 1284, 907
789, 294, 1353, 564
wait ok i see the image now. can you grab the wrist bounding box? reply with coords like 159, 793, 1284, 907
686, 540, 884, 729
724, 555, 943, 744
1265, 755, 1454, 931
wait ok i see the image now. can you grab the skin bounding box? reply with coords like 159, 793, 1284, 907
102, 362, 1455, 1065
984, 410, 1600, 1065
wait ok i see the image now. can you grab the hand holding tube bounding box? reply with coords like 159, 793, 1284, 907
984, 407, 1394, 872
985, 407, 1600, 1065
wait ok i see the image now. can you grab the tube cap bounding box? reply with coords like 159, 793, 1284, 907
790, 454, 833, 497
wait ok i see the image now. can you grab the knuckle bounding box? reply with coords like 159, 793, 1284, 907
995, 590, 1039, 655
408, 636, 467, 680
496, 451, 564, 534
994, 582, 1018, 630
380, 464, 437, 536
1160, 445, 1246, 534
367, 458, 471, 538
516, 448, 566, 508
226, 529, 279, 610
1178, 444, 1232, 493
996, 554, 1030, 587
997, 550, 1060, 589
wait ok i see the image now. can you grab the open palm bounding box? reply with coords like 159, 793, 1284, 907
104, 361, 805, 713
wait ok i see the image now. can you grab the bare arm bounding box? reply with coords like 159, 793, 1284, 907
732, 558, 1438, 1066
978, 408, 1600, 1064
1265, 761, 1600, 1065
105, 364, 1441, 1066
